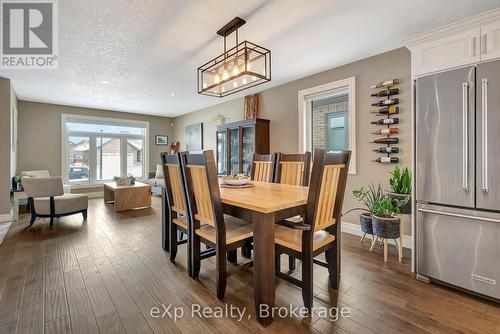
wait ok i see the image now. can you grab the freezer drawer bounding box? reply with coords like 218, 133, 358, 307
417, 204, 500, 300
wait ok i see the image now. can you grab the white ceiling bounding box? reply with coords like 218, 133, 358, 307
2, 0, 500, 117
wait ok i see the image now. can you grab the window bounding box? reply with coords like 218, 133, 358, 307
298, 77, 356, 174
62, 114, 148, 185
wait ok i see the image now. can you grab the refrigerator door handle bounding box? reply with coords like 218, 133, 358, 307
462, 82, 469, 192
418, 208, 500, 224
481, 78, 489, 192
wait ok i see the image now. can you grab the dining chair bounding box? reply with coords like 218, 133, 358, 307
182, 150, 254, 300
274, 149, 351, 311
274, 152, 311, 186
249, 153, 277, 182
274, 151, 312, 270
161, 152, 190, 272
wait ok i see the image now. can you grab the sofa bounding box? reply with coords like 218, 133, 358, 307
145, 164, 165, 196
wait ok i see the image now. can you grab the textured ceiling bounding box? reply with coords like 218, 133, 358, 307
2, 0, 500, 117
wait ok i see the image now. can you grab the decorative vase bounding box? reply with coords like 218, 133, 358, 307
372, 215, 400, 240
389, 192, 411, 214
359, 212, 373, 235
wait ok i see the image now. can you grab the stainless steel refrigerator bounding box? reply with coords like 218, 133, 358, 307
416, 60, 500, 300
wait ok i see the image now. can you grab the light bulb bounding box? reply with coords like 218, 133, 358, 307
246, 61, 251, 71
232, 65, 239, 76
262, 69, 266, 76
242, 78, 247, 85
203, 82, 207, 89
233, 81, 238, 88
222, 70, 229, 80
252, 76, 257, 81
214, 74, 220, 84
221, 87, 225, 93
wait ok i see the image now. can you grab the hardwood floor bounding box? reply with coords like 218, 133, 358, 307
0, 197, 499, 334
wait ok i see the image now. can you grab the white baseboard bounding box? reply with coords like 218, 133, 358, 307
0, 214, 11, 223
341, 221, 412, 249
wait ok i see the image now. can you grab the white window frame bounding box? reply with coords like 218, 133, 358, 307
61, 114, 149, 187
298, 76, 356, 174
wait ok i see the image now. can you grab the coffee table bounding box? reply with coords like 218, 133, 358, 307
104, 182, 151, 212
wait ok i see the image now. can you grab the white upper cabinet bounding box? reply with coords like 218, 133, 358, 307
410, 27, 480, 76
405, 8, 500, 77
481, 20, 500, 61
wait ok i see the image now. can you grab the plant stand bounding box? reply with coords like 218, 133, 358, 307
371, 215, 403, 263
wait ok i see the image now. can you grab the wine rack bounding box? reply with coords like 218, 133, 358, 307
370, 79, 400, 164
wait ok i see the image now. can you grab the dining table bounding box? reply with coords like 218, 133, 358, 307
219, 180, 309, 326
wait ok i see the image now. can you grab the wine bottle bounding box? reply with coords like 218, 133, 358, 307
371, 117, 399, 125
370, 79, 400, 89
373, 146, 399, 154
374, 157, 399, 163
370, 106, 399, 114
370, 137, 399, 144
372, 128, 399, 135
371, 88, 399, 97
371, 98, 399, 107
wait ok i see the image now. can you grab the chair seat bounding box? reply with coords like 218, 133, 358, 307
34, 194, 88, 215
275, 225, 335, 252
196, 216, 253, 245
173, 216, 187, 230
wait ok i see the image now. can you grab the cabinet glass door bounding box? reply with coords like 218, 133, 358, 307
217, 131, 227, 175
229, 128, 240, 174
242, 126, 255, 175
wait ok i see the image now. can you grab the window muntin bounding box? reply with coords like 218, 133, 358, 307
62, 115, 148, 185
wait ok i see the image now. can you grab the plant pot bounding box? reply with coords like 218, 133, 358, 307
389, 192, 412, 214
372, 215, 400, 239
359, 212, 373, 235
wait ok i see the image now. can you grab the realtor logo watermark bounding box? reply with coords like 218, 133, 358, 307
1, 0, 58, 69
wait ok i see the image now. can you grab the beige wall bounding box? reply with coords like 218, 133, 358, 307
0, 77, 16, 216
173, 47, 411, 233
17, 101, 174, 178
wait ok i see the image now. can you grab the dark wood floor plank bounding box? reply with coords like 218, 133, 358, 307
121, 313, 154, 334
17, 277, 44, 334
0, 276, 25, 327
96, 311, 126, 334
81, 271, 116, 318
45, 315, 72, 334
66, 288, 99, 334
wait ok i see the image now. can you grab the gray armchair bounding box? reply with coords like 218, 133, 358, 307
21, 177, 88, 228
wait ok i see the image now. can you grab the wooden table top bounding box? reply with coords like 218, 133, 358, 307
104, 181, 149, 190
219, 181, 308, 213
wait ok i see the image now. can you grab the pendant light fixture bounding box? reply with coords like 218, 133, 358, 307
198, 17, 271, 97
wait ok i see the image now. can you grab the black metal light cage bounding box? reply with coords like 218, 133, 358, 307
198, 41, 271, 97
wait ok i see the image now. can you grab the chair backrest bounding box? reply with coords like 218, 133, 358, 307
160, 152, 187, 215
182, 151, 226, 243
306, 149, 351, 232
274, 152, 312, 186
21, 177, 64, 198
20, 170, 50, 178
250, 153, 276, 182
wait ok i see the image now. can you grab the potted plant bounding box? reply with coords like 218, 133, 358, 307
352, 184, 385, 238
14, 175, 22, 191
388, 166, 412, 214
371, 192, 410, 241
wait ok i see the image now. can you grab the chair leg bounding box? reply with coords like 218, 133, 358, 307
288, 256, 296, 272
191, 235, 201, 279
370, 236, 379, 251
82, 209, 88, 220
383, 239, 388, 262
301, 255, 313, 311
275, 252, 281, 273
227, 249, 237, 264
29, 212, 36, 226
49, 217, 54, 228
216, 249, 227, 300
169, 223, 178, 263
326, 242, 340, 289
